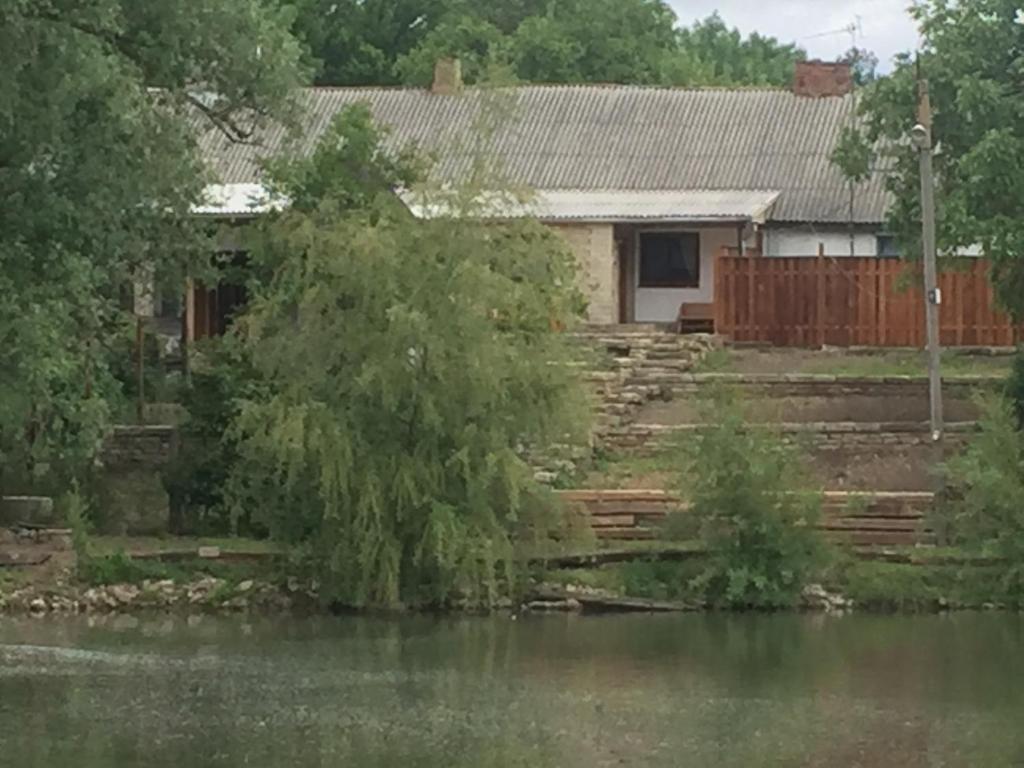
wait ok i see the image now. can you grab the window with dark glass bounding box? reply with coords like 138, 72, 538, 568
876, 235, 900, 258
638, 232, 700, 288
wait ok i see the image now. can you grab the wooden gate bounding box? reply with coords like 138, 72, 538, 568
714, 251, 1020, 347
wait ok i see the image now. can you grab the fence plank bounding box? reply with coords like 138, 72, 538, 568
714, 255, 1020, 348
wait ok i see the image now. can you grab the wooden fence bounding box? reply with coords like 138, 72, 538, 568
714, 250, 1021, 347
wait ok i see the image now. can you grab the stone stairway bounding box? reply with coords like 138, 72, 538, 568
571, 324, 718, 438
559, 489, 938, 548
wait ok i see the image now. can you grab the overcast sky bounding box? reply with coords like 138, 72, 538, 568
668, 0, 920, 71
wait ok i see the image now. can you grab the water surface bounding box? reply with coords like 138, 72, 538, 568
1, 613, 1022, 767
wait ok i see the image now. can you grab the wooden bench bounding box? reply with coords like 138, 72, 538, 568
676, 303, 714, 334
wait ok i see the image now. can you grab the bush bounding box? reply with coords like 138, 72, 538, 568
1005, 348, 1024, 431
162, 335, 266, 537
677, 394, 827, 609
945, 394, 1024, 603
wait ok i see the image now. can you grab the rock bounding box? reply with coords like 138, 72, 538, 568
29, 597, 48, 613
198, 546, 221, 559
802, 583, 850, 612
526, 598, 582, 612
109, 584, 140, 605
237, 580, 254, 593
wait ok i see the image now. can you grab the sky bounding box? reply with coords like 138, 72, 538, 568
668, 0, 921, 72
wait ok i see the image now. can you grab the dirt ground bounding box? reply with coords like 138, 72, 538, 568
0, 528, 75, 591
585, 443, 944, 493
638, 392, 981, 426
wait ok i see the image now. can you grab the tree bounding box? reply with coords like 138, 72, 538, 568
227, 106, 588, 608
289, 0, 451, 86
508, 0, 681, 85
393, 14, 509, 87
286, 1, 807, 89
842, 46, 880, 86
849, 0, 1024, 316
945, 395, 1024, 603
0, 1, 306, 494
670, 14, 805, 87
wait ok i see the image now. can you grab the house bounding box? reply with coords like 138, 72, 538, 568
190, 60, 892, 334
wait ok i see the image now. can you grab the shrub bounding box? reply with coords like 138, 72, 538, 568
945, 394, 1024, 602
1005, 348, 1024, 431
162, 335, 265, 537
677, 394, 827, 609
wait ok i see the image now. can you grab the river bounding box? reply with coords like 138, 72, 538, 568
1, 613, 1022, 767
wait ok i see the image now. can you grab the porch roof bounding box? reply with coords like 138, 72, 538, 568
192, 183, 286, 217
400, 189, 782, 225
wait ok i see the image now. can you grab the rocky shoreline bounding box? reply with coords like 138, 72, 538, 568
0, 577, 316, 615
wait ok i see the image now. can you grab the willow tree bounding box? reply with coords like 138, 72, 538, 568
230, 106, 588, 608
0, 2, 305, 494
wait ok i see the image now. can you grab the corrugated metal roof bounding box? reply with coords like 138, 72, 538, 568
192, 183, 286, 216
400, 188, 781, 223
196, 86, 890, 224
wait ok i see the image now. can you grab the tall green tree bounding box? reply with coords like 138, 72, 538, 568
670, 13, 805, 87
288, 0, 451, 85
286, 1, 807, 88
0, 1, 305, 493
849, 0, 1024, 316
508, 0, 681, 85
228, 107, 588, 608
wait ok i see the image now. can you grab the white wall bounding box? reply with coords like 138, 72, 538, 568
764, 229, 880, 257
634, 227, 738, 323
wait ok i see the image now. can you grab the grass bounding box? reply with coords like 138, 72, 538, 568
694, 348, 1012, 378
581, 448, 677, 489
826, 557, 1015, 611
91, 535, 281, 557
76, 548, 279, 588
539, 542, 1021, 611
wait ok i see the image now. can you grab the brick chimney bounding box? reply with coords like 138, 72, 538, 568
792, 60, 853, 98
432, 58, 462, 95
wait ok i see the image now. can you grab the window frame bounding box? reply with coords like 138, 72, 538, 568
636, 230, 702, 289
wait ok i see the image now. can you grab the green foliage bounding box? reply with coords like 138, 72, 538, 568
835, 558, 1011, 611
677, 395, 827, 609
1006, 349, 1024, 430
841, 46, 879, 86
162, 336, 265, 536
1, 2, 306, 493
64, 487, 94, 568
670, 13, 804, 87
227, 110, 588, 609
944, 395, 1024, 602
852, 0, 1024, 317
265, 104, 426, 214
831, 125, 873, 184
394, 15, 509, 87
286, 2, 804, 88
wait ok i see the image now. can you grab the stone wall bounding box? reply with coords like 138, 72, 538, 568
550, 223, 618, 324
667, 373, 999, 399
604, 420, 976, 454
97, 426, 179, 535
533, 327, 718, 483
103, 426, 179, 468
573, 326, 719, 443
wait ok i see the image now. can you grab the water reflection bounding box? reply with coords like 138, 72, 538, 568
0, 613, 1022, 767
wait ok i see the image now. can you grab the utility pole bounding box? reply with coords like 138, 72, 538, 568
912, 77, 944, 443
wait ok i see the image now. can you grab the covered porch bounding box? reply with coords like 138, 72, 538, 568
538, 190, 780, 329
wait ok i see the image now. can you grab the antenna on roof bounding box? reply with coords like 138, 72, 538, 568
804, 22, 857, 41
